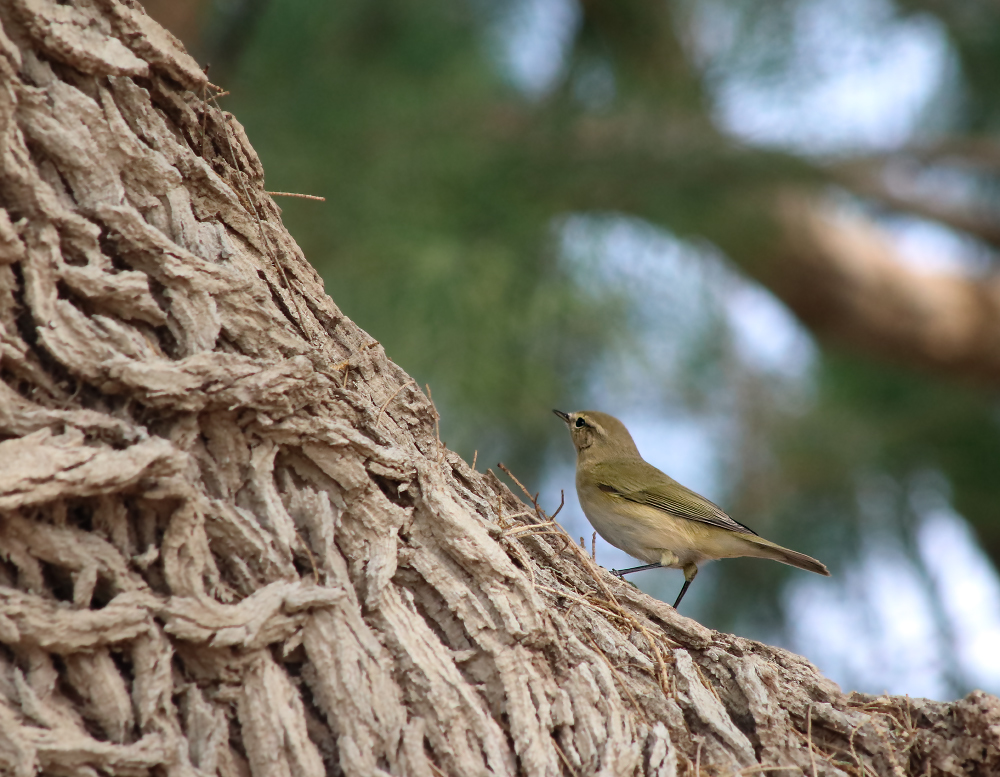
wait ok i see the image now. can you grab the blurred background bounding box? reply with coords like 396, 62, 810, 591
146, 0, 1000, 701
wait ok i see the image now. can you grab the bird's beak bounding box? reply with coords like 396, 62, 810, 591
553, 409, 570, 423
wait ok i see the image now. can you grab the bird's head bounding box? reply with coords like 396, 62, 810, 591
553, 409, 640, 460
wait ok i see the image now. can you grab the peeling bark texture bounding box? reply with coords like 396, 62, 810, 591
0, 3, 997, 777
769, 193, 1000, 385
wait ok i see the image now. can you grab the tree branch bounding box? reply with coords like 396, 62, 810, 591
763, 193, 1000, 384
832, 160, 1000, 249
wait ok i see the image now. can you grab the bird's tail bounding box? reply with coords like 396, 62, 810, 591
744, 536, 830, 576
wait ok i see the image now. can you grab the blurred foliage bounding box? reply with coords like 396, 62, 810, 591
215, 0, 635, 470
206, 0, 814, 470
171, 0, 1000, 695
702, 353, 1000, 638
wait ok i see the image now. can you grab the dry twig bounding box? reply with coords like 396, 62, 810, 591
376, 380, 416, 428
267, 191, 327, 201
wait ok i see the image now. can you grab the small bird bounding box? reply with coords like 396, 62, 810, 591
554, 409, 830, 609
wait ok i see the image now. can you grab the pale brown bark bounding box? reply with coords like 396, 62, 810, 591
0, 2, 997, 776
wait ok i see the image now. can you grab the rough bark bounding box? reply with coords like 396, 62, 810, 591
0, 2, 997, 776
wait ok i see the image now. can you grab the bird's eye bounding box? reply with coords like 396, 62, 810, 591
575, 417, 586, 428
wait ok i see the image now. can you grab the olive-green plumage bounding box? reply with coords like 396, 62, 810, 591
554, 409, 830, 609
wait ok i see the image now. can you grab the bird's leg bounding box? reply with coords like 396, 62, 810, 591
610, 562, 662, 577
673, 563, 699, 610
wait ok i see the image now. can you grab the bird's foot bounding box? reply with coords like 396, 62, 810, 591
609, 569, 638, 588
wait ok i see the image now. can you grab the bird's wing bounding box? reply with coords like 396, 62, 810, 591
595, 461, 758, 536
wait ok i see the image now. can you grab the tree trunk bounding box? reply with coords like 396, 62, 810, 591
0, 2, 996, 776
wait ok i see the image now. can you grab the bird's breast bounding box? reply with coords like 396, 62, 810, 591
576, 477, 743, 567
575, 482, 683, 564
